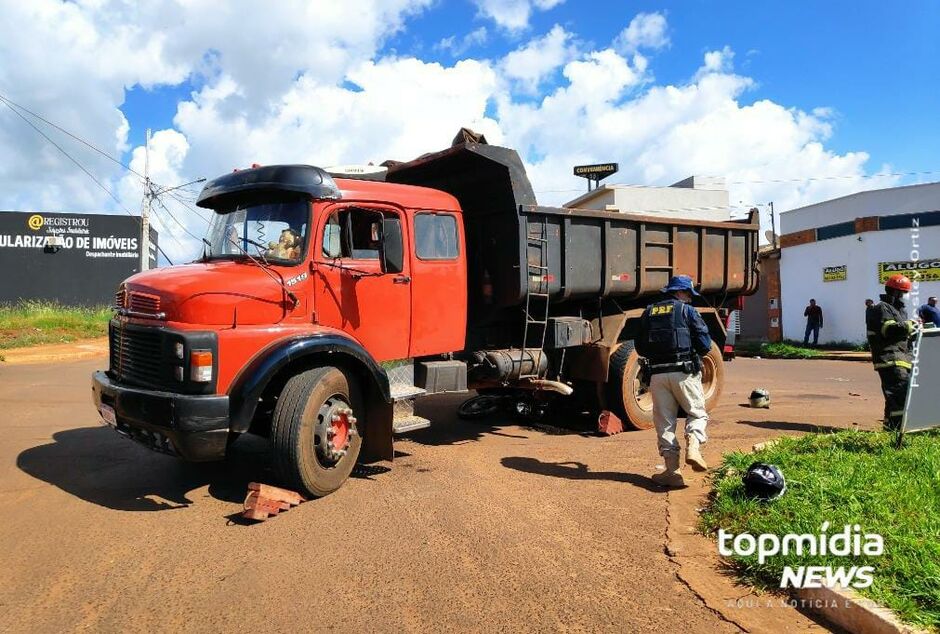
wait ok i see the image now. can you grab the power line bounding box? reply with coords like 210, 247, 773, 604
164, 188, 210, 224
536, 168, 940, 196
725, 169, 940, 186
0, 91, 145, 180
153, 194, 205, 243
0, 97, 175, 265
0, 92, 209, 231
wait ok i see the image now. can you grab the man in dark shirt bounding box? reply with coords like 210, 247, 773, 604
803, 299, 823, 346
919, 296, 940, 328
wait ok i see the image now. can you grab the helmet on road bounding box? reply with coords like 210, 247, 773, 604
885, 274, 913, 293
749, 388, 770, 409
742, 463, 786, 501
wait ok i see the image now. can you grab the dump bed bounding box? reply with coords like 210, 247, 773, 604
386, 142, 759, 312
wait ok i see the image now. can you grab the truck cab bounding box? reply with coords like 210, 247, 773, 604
94, 165, 469, 497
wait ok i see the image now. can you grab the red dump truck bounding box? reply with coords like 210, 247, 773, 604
92, 140, 759, 496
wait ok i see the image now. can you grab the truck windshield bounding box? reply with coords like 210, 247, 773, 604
205, 199, 309, 264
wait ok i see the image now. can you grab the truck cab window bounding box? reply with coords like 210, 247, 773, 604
206, 199, 308, 264
321, 208, 384, 260
415, 213, 458, 260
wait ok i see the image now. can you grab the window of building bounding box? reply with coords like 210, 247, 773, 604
415, 213, 458, 260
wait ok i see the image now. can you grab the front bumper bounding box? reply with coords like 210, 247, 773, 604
92, 370, 230, 462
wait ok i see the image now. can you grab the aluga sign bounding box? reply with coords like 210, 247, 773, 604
717, 522, 884, 589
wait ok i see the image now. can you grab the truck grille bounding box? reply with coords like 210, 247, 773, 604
114, 287, 127, 309
128, 292, 161, 314
109, 324, 166, 389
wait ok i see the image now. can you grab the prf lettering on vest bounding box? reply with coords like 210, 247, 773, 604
651, 304, 674, 316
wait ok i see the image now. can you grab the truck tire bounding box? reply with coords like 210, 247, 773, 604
270, 366, 362, 498
606, 341, 653, 430
606, 341, 724, 431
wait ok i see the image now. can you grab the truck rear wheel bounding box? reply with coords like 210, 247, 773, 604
270, 366, 362, 498
606, 341, 724, 430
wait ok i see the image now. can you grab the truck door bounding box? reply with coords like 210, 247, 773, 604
409, 210, 467, 357
313, 203, 412, 362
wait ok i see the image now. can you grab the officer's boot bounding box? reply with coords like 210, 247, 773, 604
652, 452, 685, 488
686, 435, 708, 471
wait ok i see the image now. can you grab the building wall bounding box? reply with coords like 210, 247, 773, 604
780, 226, 940, 343
780, 182, 940, 234
739, 253, 781, 342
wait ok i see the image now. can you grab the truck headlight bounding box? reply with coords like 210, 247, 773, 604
190, 350, 213, 383
174, 342, 185, 359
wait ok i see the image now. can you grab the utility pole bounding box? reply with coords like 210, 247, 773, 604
769, 201, 778, 249
140, 128, 152, 271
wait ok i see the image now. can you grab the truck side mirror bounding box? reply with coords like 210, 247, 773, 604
380, 217, 404, 274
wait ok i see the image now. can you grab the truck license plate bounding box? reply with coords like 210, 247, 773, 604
99, 403, 117, 427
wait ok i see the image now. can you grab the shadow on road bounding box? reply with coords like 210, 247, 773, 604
408, 394, 594, 447
501, 456, 664, 492
736, 420, 846, 434
16, 426, 274, 512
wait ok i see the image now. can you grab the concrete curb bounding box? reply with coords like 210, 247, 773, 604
794, 585, 928, 634
738, 352, 871, 362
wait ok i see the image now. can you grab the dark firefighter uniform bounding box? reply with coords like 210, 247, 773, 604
636, 287, 712, 456
866, 294, 916, 430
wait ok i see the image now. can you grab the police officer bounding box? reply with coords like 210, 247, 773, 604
636, 275, 713, 488
866, 273, 920, 431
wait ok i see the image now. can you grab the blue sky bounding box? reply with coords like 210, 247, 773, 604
119, 1, 940, 174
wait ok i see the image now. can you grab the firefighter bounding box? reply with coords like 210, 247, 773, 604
636, 275, 713, 488
866, 273, 920, 431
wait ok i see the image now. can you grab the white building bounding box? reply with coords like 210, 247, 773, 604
779, 182, 940, 344
565, 176, 731, 222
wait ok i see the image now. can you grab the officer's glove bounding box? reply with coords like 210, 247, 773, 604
908, 320, 923, 338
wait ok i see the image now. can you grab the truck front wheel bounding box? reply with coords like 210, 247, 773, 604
270, 366, 362, 497
606, 341, 724, 430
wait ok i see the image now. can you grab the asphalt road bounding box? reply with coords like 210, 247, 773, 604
0, 356, 881, 632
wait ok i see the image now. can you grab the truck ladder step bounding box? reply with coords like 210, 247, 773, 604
393, 415, 431, 434
390, 385, 427, 401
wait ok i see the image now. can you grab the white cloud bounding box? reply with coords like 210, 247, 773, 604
0, 3, 894, 262
436, 27, 488, 57
473, 0, 566, 31
501, 25, 578, 93
698, 45, 736, 77
615, 12, 670, 54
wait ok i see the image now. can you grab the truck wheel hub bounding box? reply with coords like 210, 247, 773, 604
315, 400, 357, 464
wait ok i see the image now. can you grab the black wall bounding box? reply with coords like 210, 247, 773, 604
0, 211, 158, 306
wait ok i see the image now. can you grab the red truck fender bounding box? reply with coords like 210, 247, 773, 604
227, 333, 394, 461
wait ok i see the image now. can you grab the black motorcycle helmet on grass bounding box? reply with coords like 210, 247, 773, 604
742, 462, 786, 501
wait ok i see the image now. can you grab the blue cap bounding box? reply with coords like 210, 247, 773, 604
661, 275, 700, 296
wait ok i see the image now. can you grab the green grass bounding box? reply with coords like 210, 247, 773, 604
758, 342, 822, 359
701, 431, 940, 630
737, 340, 869, 356
0, 300, 111, 350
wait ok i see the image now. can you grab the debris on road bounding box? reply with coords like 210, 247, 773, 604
597, 410, 624, 435
242, 482, 306, 521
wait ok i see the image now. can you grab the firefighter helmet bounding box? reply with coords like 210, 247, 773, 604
885, 273, 913, 292
742, 462, 786, 501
